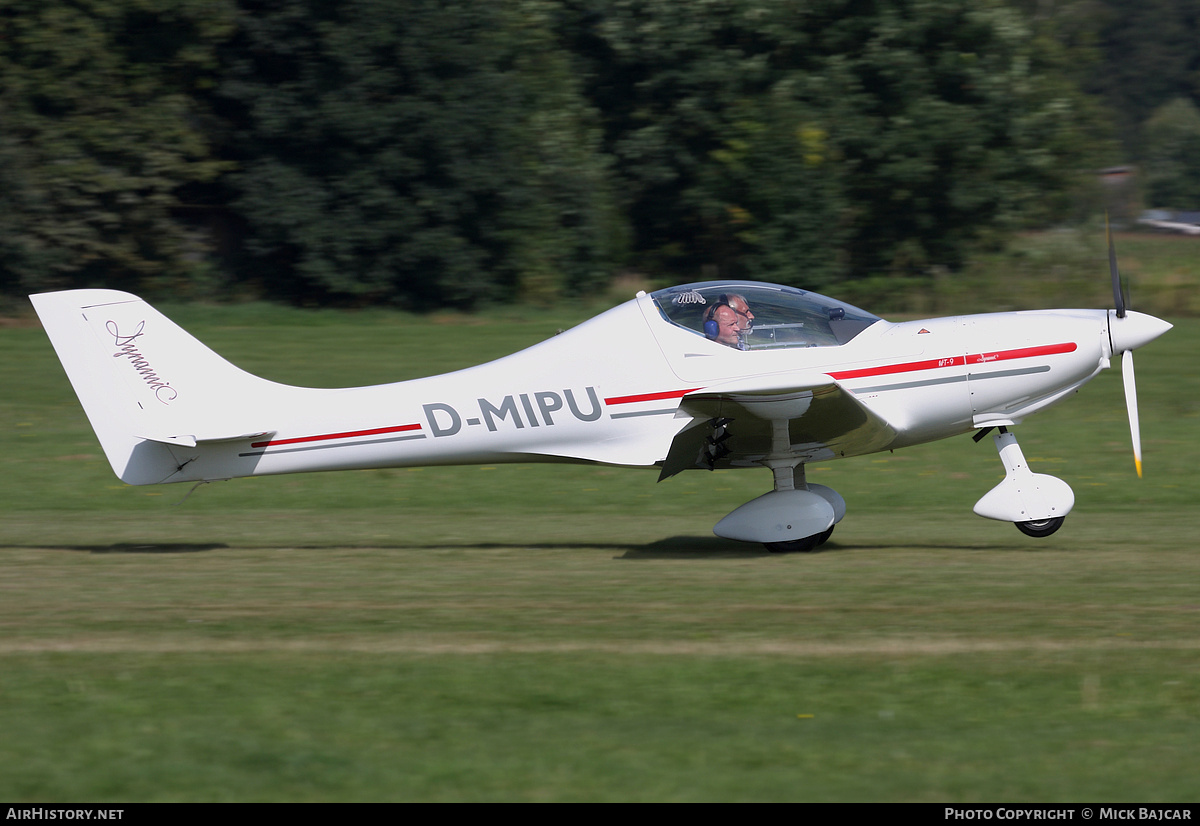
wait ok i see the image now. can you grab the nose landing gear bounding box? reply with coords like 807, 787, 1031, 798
973, 427, 1074, 537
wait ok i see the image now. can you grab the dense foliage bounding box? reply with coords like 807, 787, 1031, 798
0, 0, 1190, 306
0, 0, 235, 296
220, 0, 621, 307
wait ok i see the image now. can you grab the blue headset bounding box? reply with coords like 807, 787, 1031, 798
703, 295, 731, 340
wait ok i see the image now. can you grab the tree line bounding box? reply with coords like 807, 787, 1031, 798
2, 0, 1197, 309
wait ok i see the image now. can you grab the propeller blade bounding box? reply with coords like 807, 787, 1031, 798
1107, 213, 1126, 318
1122, 349, 1142, 478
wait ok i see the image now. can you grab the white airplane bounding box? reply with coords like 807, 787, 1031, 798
30, 249, 1170, 552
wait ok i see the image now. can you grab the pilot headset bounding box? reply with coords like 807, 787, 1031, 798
703, 294, 732, 340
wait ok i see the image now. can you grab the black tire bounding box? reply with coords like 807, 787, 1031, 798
1015, 517, 1065, 538
765, 533, 823, 553
815, 525, 835, 547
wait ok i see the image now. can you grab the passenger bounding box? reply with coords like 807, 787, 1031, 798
727, 294, 755, 334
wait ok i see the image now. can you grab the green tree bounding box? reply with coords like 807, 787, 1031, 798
561, 1, 851, 285
221, 0, 621, 308
0, 0, 235, 296
700, 92, 849, 289
564, 0, 1108, 285
1085, 0, 1200, 152
816, 0, 1110, 274
1141, 98, 1200, 209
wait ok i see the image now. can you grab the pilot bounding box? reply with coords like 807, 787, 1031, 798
704, 300, 745, 349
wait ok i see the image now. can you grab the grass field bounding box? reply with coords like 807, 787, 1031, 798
3, 277, 1199, 801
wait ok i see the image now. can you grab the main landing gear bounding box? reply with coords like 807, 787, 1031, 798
712, 462, 846, 553
709, 415, 844, 553
973, 426, 1073, 537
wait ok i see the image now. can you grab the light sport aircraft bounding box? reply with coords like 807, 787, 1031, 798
31, 254, 1169, 553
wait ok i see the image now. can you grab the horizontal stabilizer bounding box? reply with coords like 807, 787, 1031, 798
138, 431, 276, 449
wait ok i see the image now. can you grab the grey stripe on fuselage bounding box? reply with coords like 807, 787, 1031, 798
849, 365, 1050, 395
609, 408, 680, 419
239, 432, 427, 458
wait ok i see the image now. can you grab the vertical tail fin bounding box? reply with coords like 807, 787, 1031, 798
30, 290, 277, 484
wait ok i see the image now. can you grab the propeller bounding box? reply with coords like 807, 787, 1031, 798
1106, 215, 1141, 477
1122, 349, 1141, 477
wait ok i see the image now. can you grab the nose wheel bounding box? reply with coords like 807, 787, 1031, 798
1015, 517, 1065, 538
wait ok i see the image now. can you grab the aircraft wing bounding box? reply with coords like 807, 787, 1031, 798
659, 377, 898, 479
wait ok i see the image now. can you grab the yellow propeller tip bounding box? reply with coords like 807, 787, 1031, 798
1135, 459, 1143, 478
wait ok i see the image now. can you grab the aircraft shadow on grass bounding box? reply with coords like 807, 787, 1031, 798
623, 535, 1017, 557
11, 535, 1038, 557
25, 542, 231, 554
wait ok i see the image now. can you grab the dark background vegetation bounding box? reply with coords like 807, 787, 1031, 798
2, 0, 1198, 309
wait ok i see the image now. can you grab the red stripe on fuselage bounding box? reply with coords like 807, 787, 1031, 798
605, 388, 702, 406
828, 342, 1077, 381
251, 423, 422, 449
966, 342, 1077, 365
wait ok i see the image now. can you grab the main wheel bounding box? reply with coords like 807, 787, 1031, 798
1015, 517, 1065, 538
765, 532, 824, 553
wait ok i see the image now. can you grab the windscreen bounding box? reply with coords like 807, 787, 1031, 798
650, 282, 880, 350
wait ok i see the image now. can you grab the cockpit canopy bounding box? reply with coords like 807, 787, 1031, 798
650, 282, 881, 349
